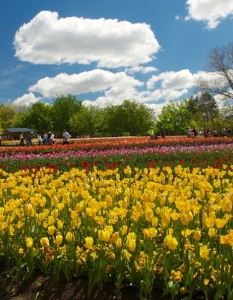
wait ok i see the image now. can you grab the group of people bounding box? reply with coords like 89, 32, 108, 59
37, 131, 55, 146
147, 126, 233, 139
187, 128, 197, 137
147, 127, 165, 140
37, 129, 70, 145
197, 127, 232, 138
18, 129, 70, 146
19, 133, 33, 146
37, 132, 55, 146
221, 127, 232, 137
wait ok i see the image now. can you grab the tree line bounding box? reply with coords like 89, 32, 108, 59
0, 92, 232, 138
0, 97, 156, 137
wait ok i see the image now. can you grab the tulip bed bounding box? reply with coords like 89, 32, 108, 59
1, 136, 233, 299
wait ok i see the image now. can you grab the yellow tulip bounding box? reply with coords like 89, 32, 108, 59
215, 218, 227, 229
111, 232, 119, 242
66, 231, 74, 242
115, 238, 122, 248
48, 225, 56, 235
98, 230, 111, 242
57, 220, 63, 230
121, 225, 128, 236
25, 237, 33, 248
208, 228, 216, 238
40, 237, 49, 248
181, 213, 189, 225
85, 237, 94, 249
55, 234, 63, 246
164, 235, 178, 250
200, 245, 209, 260
128, 239, 136, 252
194, 229, 201, 241
19, 247, 24, 254
48, 216, 55, 225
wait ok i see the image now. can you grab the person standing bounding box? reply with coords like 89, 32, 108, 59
51, 132, 55, 144
222, 128, 227, 137
19, 133, 24, 146
26, 134, 32, 146
212, 129, 217, 137
38, 134, 42, 145
62, 129, 70, 145
42, 133, 48, 145
161, 129, 166, 138
147, 127, 155, 140
47, 132, 53, 145
193, 127, 197, 137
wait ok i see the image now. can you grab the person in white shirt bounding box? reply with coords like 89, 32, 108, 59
51, 133, 55, 144
62, 129, 70, 145
38, 134, 42, 145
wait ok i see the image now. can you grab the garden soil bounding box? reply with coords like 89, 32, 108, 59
0, 261, 171, 300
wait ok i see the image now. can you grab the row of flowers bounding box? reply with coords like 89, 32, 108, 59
1, 143, 233, 175
1, 164, 233, 298
1, 136, 233, 154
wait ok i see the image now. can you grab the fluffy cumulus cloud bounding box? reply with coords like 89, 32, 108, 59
14, 68, 221, 108
13, 69, 216, 107
27, 68, 194, 108
146, 69, 195, 90
13, 93, 41, 106
185, 0, 233, 29
14, 11, 160, 68
28, 69, 143, 98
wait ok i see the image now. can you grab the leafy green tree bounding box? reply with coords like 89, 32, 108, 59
101, 105, 122, 136
102, 100, 156, 136
0, 105, 19, 130
51, 95, 83, 136
156, 100, 192, 135
14, 102, 53, 133
69, 105, 103, 137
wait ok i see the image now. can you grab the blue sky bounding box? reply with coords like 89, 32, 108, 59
0, 0, 233, 113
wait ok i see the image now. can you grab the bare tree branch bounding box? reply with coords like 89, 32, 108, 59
195, 42, 233, 100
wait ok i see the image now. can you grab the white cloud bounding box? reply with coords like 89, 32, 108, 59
194, 70, 231, 89
185, 0, 233, 29
14, 11, 160, 68
175, 15, 180, 20
29, 69, 143, 97
13, 68, 226, 112
147, 69, 194, 90
125, 66, 157, 74
25, 69, 209, 108
12, 93, 41, 106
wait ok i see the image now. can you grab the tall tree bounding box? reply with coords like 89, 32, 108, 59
102, 100, 156, 136
69, 105, 103, 137
51, 95, 83, 136
15, 102, 53, 133
157, 100, 191, 135
196, 93, 219, 128
0, 105, 19, 130
196, 42, 233, 100
101, 105, 121, 136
